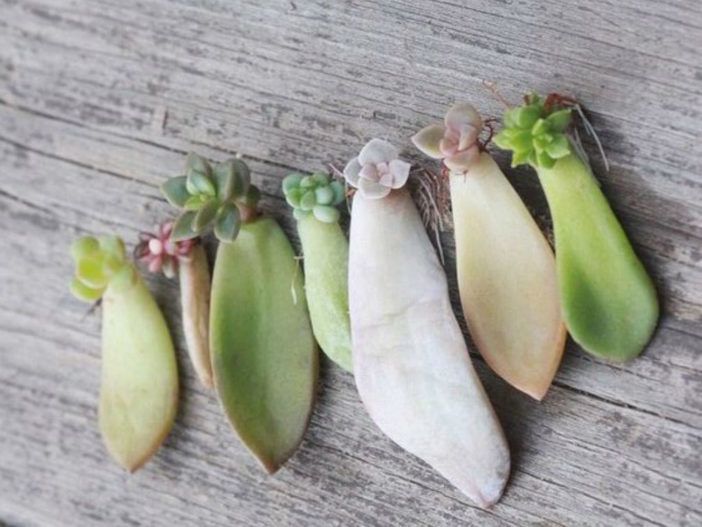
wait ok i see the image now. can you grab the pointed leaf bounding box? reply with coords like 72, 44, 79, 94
187, 170, 216, 197
213, 161, 236, 201
545, 134, 571, 159
214, 203, 241, 243
184, 195, 205, 211
161, 176, 191, 207
193, 200, 219, 231
171, 211, 198, 241
516, 105, 541, 128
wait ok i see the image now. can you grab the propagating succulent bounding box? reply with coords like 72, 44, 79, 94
136, 222, 213, 388
161, 153, 317, 473
344, 139, 510, 508
70, 235, 178, 472
413, 103, 565, 400
494, 93, 659, 361
282, 172, 352, 372
161, 153, 260, 243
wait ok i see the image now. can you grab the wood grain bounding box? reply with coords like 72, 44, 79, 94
1, 0, 700, 525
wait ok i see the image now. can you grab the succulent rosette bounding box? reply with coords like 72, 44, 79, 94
135, 222, 196, 278
343, 139, 411, 199
282, 172, 345, 223
412, 103, 483, 174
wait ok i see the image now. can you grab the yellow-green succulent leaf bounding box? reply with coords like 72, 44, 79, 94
297, 215, 352, 372
537, 154, 659, 361
99, 275, 178, 472
210, 218, 318, 473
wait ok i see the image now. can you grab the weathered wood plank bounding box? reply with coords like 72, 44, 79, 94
1, 0, 701, 525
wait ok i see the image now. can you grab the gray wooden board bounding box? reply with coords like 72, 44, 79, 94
0, 0, 700, 525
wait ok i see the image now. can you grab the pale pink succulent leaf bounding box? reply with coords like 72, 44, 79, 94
343, 157, 362, 188
411, 124, 445, 159
388, 159, 411, 189
445, 103, 482, 132
358, 138, 398, 166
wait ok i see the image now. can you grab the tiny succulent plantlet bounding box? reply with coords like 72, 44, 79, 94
282, 172, 352, 372
493, 93, 659, 361
344, 139, 510, 508
136, 222, 213, 388
161, 153, 260, 243
412, 103, 565, 400
161, 153, 317, 473
70, 235, 178, 472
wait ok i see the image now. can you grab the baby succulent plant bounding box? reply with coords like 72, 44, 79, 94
283, 172, 345, 223
282, 172, 352, 372
136, 222, 213, 388
494, 93, 659, 361
161, 153, 318, 473
161, 153, 260, 243
70, 235, 178, 472
344, 139, 510, 508
412, 103, 565, 400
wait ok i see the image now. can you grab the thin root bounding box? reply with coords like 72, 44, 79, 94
482, 80, 512, 108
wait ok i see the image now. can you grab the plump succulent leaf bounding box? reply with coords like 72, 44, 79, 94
69, 235, 133, 303
214, 203, 241, 243
193, 199, 219, 232
494, 93, 573, 169
172, 211, 199, 241
282, 172, 344, 223
71, 236, 100, 262
160, 153, 260, 243
161, 176, 191, 207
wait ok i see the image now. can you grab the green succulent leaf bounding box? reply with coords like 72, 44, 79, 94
330, 181, 345, 204
184, 194, 206, 211
313, 205, 340, 223
285, 187, 303, 208
69, 234, 132, 303
293, 208, 311, 220
71, 236, 100, 262
545, 134, 571, 159
213, 161, 237, 202
546, 109, 572, 132
315, 185, 334, 206
299, 190, 316, 211
300, 176, 315, 189
214, 203, 241, 243
187, 169, 216, 197
193, 199, 219, 231
171, 211, 199, 241
70, 277, 105, 302
161, 176, 191, 207
282, 173, 304, 193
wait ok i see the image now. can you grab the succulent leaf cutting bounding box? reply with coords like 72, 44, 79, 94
161, 153, 261, 243
345, 138, 510, 507
69, 235, 178, 472
161, 152, 318, 473
136, 222, 213, 388
282, 172, 345, 223
282, 172, 353, 372
494, 92, 659, 361
413, 103, 566, 400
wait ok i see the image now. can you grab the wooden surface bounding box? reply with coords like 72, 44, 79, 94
1, 1, 701, 525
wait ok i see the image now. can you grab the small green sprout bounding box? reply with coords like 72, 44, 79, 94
282, 172, 345, 223
161, 153, 261, 243
493, 93, 573, 169
70, 235, 135, 302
